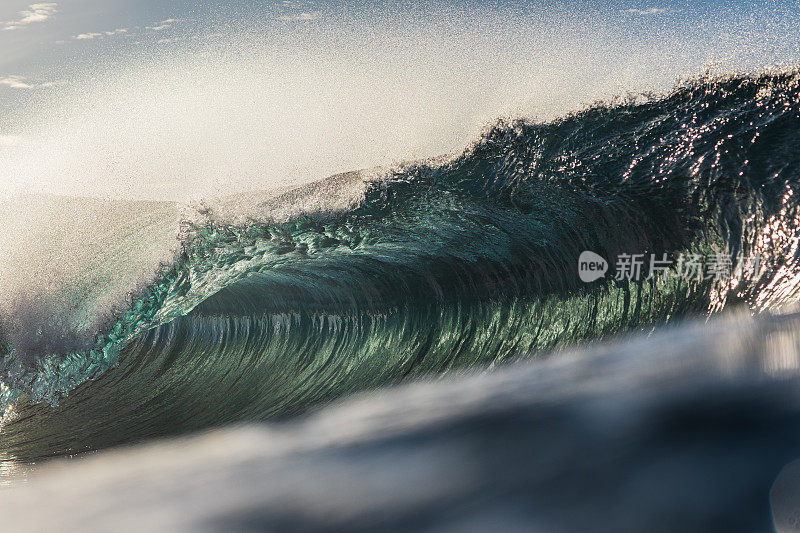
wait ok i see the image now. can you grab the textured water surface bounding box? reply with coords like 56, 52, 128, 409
3, 71, 800, 461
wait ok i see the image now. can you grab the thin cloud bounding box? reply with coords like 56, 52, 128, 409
75, 32, 102, 40
3, 3, 58, 31
70, 19, 184, 44
0, 75, 64, 89
278, 12, 322, 22
147, 19, 181, 31
74, 28, 128, 40
624, 8, 669, 16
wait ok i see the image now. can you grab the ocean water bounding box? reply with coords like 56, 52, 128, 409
2, 69, 800, 462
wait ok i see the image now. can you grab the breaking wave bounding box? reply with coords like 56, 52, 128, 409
3, 70, 800, 458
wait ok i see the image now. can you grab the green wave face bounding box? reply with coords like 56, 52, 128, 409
3, 71, 800, 458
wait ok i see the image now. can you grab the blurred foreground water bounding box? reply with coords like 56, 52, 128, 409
3, 311, 800, 532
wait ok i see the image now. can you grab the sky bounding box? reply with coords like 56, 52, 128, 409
1, 0, 800, 200
3, 0, 800, 112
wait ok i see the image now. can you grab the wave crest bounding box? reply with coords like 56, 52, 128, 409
3, 69, 800, 412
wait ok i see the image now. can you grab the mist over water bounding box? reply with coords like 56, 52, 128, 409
1, 3, 799, 202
